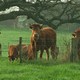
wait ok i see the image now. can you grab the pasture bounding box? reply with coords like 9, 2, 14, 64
1, 57, 80, 80
0, 26, 80, 80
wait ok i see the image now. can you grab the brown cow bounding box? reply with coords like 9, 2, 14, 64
29, 24, 57, 60
72, 28, 80, 60
72, 28, 80, 38
8, 45, 18, 61
8, 44, 27, 61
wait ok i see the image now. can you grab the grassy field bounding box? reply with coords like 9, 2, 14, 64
0, 57, 80, 80
0, 26, 80, 80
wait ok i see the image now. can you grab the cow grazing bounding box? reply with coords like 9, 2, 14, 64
8, 45, 18, 61
29, 24, 57, 60
8, 44, 27, 61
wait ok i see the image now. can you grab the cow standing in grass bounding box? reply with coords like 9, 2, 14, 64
29, 24, 57, 60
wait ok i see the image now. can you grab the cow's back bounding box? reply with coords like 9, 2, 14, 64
42, 27, 56, 36
41, 27, 56, 48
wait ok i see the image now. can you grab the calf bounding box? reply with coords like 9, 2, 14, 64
8, 44, 27, 61
29, 24, 57, 60
8, 45, 18, 61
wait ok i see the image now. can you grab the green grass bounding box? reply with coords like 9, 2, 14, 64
0, 26, 80, 80
0, 57, 80, 80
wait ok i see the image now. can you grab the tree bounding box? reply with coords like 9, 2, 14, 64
0, 0, 80, 29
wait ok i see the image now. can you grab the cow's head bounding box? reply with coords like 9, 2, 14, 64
29, 24, 42, 41
8, 56, 15, 61
72, 28, 80, 38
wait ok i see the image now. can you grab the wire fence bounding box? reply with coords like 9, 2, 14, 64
0, 35, 76, 63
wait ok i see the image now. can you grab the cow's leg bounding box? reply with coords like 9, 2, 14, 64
46, 49, 49, 60
40, 41, 45, 59
40, 50, 44, 59
32, 45, 37, 59
32, 42, 38, 59
51, 45, 56, 59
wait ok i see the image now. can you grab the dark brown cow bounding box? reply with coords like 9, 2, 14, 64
29, 24, 56, 60
8, 44, 27, 61
72, 28, 80, 60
